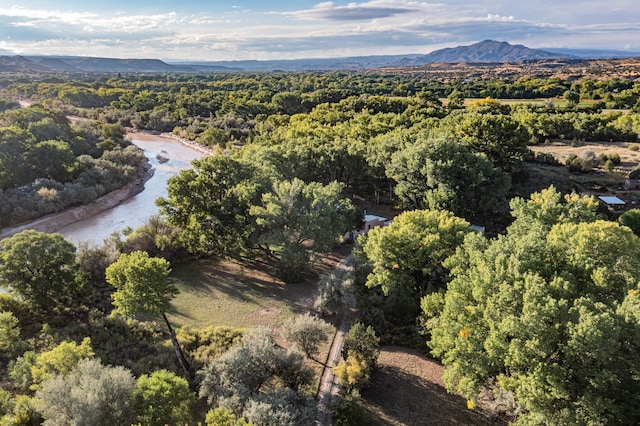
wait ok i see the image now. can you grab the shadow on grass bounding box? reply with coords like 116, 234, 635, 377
169, 257, 318, 320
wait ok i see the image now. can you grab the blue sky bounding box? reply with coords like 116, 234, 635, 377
1, 1, 638, 61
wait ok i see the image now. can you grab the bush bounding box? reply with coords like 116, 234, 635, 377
331, 392, 366, 426
132, 369, 195, 426
342, 322, 380, 368
566, 151, 596, 172
36, 358, 135, 426
282, 313, 333, 359
177, 325, 244, 370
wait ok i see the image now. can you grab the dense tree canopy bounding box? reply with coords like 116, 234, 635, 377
424, 189, 640, 424
157, 155, 269, 257
387, 138, 510, 222
0, 230, 83, 312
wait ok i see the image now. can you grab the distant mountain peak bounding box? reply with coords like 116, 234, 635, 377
395, 40, 577, 66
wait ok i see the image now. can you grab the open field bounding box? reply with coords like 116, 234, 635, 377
168, 248, 348, 331
530, 140, 640, 169
361, 346, 504, 425
526, 141, 640, 199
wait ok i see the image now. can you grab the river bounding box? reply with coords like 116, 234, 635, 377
58, 133, 206, 244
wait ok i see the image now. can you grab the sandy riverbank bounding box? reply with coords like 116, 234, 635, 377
0, 131, 209, 242
0, 158, 153, 241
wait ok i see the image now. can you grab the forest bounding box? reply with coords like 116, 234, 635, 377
0, 66, 640, 425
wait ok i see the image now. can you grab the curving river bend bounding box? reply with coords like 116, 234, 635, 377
58, 133, 205, 244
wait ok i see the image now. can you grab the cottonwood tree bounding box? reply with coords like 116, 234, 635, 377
105, 250, 189, 376
357, 209, 470, 300
157, 155, 269, 257
251, 178, 356, 282
387, 138, 510, 223
0, 230, 84, 313
36, 358, 135, 426
441, 111, 531, 173
424, 191, 640, 424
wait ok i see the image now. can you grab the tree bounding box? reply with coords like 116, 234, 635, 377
105, 250, 189, 375
442, 112, 531, 173
424, 206, 640, 424
507, 185, 601, 236
314, 270, 350, 315
199, 327, 315, 425
357, 209, 470, 299
341, 322, 380, 369
619, 208, 640, 236
132, 369, 195, 426
27, 140, 77, 182
31, 337, 95, 389
387, 138, 510, 222
0, 126, 30, 189
252, 178, 356, 282
282, 313, 333, 360
334, 351, 370, 393
0, 311, 21, 356
36, 358, 135, 426
564, 89, 580, 107
0, 230, 84, 313
157, 155, 269, 257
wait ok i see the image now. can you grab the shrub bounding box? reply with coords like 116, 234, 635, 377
132, 369, 195, 426
36, 358, 135, 426
331, 392, 366, 426
282, 313, 333, 359
342, 322, 380, 368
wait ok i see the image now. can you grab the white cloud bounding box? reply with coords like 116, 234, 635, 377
0, 1, 638, 60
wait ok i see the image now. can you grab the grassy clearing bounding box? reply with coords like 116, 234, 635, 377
168, 258, 317, 330
166, 251, 349, 386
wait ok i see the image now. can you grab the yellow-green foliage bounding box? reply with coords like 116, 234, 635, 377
30, 337, 94, 388
334, 351, 370, 392
205, 407, 254, 426
177, 325, 244, 367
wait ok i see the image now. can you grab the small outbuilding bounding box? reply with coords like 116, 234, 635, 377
598, 195, 626, 210
344, 213, 392, 242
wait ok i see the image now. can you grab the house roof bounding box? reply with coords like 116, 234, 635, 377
364, 214, 388, 222
598, 195, 626, 205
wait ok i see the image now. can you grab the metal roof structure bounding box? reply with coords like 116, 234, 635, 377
598, 195, 626, 205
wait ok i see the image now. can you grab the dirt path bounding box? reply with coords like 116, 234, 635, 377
316, 254, 356, 426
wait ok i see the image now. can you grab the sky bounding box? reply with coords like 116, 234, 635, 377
0, 1, 639, 61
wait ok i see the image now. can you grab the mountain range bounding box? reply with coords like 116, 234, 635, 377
0, 40, 638, 74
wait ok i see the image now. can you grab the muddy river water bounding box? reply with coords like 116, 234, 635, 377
58, 133, 205, 244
